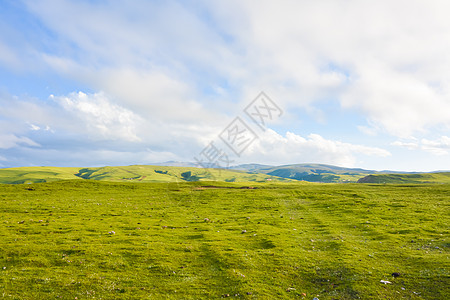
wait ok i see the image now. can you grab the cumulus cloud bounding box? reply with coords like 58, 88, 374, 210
1, 90, 146, 143
53, 91, 142, 142
241, 130, 390, 167
0, 89, 223, 166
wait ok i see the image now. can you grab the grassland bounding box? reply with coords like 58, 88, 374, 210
0, 180, 448, 299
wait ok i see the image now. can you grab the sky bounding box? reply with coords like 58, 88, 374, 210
0, 0, 450, 171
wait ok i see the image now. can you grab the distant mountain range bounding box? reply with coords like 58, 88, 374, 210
0, 162, 449, 184
230, 163, 373, 182
229, 163, 450, 183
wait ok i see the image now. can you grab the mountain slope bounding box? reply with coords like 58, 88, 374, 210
0, 165, 292, 184
233, 163, 378, 183
232, 163, 450, 183
357, 172, 450, 184
1, 164, 449, 184
0, 167, 82, 184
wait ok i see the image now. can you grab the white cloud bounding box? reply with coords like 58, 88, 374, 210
0, 134, 40, 149
391, 141, 419, 150
53, 91, 142, 142
29, 124, 40, 131
421, 136, 450, 155
0, 89, 218, 166
341, 60, 450, 137
92, 68, 220, 125
242, 130, 390, 167
393, 136, 450, 155
22, 0, 450, 139
205, 0, 450, 136
0, 92, 67, 136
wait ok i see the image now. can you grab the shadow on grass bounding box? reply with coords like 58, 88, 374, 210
309, 266, 361, 299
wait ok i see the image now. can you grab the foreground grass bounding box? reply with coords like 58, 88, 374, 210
0, 181, 448, 299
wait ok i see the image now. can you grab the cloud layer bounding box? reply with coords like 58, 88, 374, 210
0, 0, 449, 170
245, 130, 391, 167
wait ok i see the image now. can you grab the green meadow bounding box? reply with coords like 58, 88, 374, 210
0, 180, 448, 299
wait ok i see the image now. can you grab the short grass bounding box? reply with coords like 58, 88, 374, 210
0, 181, 448, 299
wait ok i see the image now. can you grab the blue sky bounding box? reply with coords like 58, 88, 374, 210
1, 0, 450, 171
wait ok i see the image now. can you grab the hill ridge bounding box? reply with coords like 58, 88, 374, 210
1, 164, 450, 184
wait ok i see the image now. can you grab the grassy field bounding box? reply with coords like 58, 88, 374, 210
0, 181, 448, 299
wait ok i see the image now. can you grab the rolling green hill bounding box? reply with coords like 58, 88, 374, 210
0, 165, 291, 184
357, 172, 450, 184
233, 163, 377, 183
233, 163, 450, 183
0, 167, 82, 184
1, 164, 449, 184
